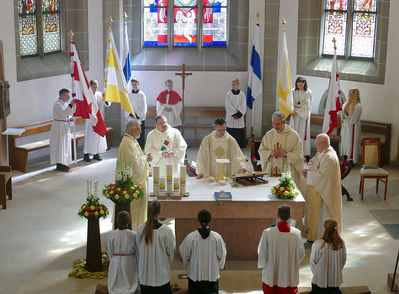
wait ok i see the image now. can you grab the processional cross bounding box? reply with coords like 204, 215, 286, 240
175, 64, 192, 133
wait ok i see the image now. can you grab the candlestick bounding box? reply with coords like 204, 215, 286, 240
180, 165, 186, 195
153, 165, 160, 196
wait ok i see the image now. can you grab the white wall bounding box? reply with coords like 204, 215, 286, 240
279, 0, 399, 162
0, 0, 104, 127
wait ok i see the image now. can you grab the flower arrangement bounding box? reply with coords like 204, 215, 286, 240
271, 170, 298, 200
102, 163, 144, 204
78, 181, 109, 220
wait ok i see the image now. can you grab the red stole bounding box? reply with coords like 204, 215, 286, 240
277, 221, 291, 232
156, 89, 182, 105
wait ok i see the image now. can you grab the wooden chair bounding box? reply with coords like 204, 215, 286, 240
0, 166, 12, 209
359, 137, 389, 200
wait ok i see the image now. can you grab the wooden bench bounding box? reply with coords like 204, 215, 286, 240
310, 114, 391, 165
9, 118, 113, 173
145, 106, 226, 146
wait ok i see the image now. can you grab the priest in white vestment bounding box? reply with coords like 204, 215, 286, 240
145, 115, 187, 178
225, 79, 247, 148
156, 79, 183, 128
179, 209, 227, 293
50, 88, 76, 172
83, 80, 110, 162
258, 205, 305, 294
258, 112, 305, 193
196, 118, 251, 179
126, 78, 147, 149
107, 211, 138, 294
116, 119, 152, 230
290, 77, 312, 158
302, 133, 343, 241
340, 89, 362, 163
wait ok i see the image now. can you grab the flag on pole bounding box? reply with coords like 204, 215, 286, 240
247, 23, 262, 109
70, 41, 107, 137
121, 20, 132, 92
323, 40, 342, 135
104, 26, 135, 116
277, 28, 293, 118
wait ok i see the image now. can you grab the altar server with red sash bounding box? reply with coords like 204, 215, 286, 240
156, 79, 183, 128
258, 205, 305, 294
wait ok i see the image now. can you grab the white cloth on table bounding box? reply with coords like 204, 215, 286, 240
310, 239, 347, 288
107, 229, 138, 294
340, 103, 362, 163
126, 90, 147, 122
257, 226, 305, 287
225, 90, 246, 129
136, 224, 175, 287
179, 230, 227, 282
50, 99, 74, 165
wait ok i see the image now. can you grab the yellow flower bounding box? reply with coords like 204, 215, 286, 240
84, 212, 89, 217
115, 195, 119, 200
106, 210, 109, 215
100, 210, 104, 215
123, 191, 127, 194
125, 194, 129, 199
94, 211, 99, 216
280, 187, 285, 191
133, 193, 138, 198
90, 206, 95, 211
110, 191, 114, 195
79, 209, 83, 213
284, 191, 289, 196
130, 186, 134, 190
117, 188, 121, 191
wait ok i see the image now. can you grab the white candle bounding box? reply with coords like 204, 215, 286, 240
180, 165, 186, 195
159, 177, 166, 191
166, 164, 173, 193
173, 178, 180, 191
153, 165, 160, 196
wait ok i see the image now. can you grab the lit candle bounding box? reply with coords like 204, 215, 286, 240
166, 164, 173, 193
180, 165, 186, 195
153, 165, 160, 196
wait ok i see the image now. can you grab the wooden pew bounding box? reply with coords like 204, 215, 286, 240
310, 113, 391, 165
145, 106, 226, 146
8, 118, 113, 173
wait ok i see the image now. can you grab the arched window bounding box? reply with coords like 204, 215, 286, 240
322, 0, 377, 58
143, 0, 228, 48
18, 0, 61, 57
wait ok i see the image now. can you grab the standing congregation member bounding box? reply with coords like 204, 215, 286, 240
145, 115, 187, 177
136, 201, 175, 294
258, 112, 305, 193
50, 88, 76, 172
117, 119, 152, 230
179, 209, 227, 294
127, 78, 147, 149
196, 118, 251, 179
310, 219, 347, 294
225, 79, 247, 148
108, 211, 138, 294
302, 134, 342, 241
290, 76, 312, 160
83, 80, 111, 162
258, 205, 305, 294
156, 79, 183, 129
340, 89, 362, 163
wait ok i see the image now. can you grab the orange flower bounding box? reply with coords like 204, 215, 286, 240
285, 187, 289, 191
278, 191, 282, 195
129, 190, 133, 194
123, 187, 128, 191
90, 212, 94, 217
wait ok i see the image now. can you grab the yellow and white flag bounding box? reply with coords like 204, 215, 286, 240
104, 26, 135, 116
277, 29, 293, 118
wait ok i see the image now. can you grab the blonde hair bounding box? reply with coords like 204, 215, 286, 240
343, 89, 360, 115
321, 219, 344, 250
140, 201, 161, 245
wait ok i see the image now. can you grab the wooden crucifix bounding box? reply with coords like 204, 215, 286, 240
175, 64, 192, 133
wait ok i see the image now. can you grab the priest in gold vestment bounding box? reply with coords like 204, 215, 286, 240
116, 119, 152, 230
196, 118, 251, 179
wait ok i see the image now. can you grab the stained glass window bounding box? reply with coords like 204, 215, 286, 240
322, 0, 348, 56
18, 0, 38, 56
351, 0, 377, 58
173, 0, 197, 47
143, 0, 169, 47
42, 0, 61, 54
202, 0, 227, 46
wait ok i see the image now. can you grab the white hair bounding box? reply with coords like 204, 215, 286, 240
272, 111, 286, 122
126, 119, 140, 133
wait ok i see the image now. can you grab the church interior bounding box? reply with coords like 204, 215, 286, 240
1, 0, 399, 293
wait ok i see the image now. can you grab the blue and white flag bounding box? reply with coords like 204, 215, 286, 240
247, 23, 262, 109
121, 21, 132, 91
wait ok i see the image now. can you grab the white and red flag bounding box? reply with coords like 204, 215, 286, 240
323, 40, 342, 135
70, 41, 107, 137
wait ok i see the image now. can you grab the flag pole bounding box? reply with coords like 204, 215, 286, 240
104, 17, 113, 94
70, 30, 78, 163
250, 12, 260, 139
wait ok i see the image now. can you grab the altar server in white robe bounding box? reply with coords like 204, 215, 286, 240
50, 88, 76, 172
117, 119, 152, 230
136, 201, 175, 294
340, 89, 362, 163
179, 209, 227, 293
126, 78, 147, 149
258, 205, 305, 294
290, 76, 312, 159
310, 219, 346, 294
302, 133, 342, 241
196, 118, 251, 179
225, 79, 247, 148
83, 80, 111, 162
145, 115, 187, 177
258, 112, 305, 193
108, 211, 138, 294
156, 79, 183, 128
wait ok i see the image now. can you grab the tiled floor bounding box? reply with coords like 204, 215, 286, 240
1, 147, 399, 293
